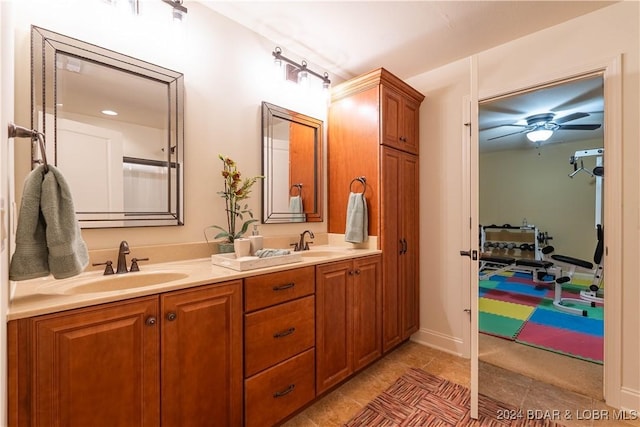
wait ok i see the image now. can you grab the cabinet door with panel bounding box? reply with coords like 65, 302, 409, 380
316, 255, 381, 394
9, 297, 160, 427
381, 85, 421, 155
161, 281, 243, 427
381, 147, 420, 352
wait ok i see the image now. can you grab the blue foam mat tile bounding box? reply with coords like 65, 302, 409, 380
494, 282, 550, 298
528, 307, 604, 337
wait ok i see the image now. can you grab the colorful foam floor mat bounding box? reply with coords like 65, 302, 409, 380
479, 271, 604, 364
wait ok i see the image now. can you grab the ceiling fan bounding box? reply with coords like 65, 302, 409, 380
485, 112, 601, 142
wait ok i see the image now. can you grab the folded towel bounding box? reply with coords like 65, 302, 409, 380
41, 165, 89, 279
9, 165, 89, 281
345, 192, 368, 243
255, 248, 291, 258
9, 166, 49, 280
289, 195, 306, 222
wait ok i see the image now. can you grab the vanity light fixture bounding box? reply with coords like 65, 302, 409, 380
272, 46, 331, 90
162, 0, 187, 21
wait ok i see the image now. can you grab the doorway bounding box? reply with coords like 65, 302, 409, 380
477, 74, 605, 400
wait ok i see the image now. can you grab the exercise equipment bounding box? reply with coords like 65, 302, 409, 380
544, 224, 604, 317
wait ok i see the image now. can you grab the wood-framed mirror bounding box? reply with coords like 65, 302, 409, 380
261, 101, 323, 223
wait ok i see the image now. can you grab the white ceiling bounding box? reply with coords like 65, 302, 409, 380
198, 1, 612, 152
197, 1, 616, 81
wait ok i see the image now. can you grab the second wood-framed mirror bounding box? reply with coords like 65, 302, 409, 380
261, 101, 323, 223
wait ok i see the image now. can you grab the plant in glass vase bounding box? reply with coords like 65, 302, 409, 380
207, 155, 262, 252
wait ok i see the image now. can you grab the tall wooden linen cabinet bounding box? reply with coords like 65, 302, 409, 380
328, 68, 424, 353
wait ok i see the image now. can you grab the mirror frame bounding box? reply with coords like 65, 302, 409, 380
31, 25, 185, 228
261, 102, 323, 223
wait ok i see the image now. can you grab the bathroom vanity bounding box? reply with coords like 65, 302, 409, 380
7, 247, 382, 427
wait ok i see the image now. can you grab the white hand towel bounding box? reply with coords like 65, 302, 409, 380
345, 192, 368, 243
289, 195, 306, 222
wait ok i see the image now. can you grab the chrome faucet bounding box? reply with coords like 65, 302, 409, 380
116, 240, 130, 274
295, 230, 315, 251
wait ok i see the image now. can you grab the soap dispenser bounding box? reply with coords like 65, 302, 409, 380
249, 225, 263, 255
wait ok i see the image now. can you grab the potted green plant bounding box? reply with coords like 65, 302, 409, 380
207, 155, 262, 253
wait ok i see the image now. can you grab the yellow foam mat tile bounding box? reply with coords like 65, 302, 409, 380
479, 297, 535, 321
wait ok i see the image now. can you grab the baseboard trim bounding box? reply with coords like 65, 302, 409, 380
619, 386, 640, 414
411, 328, 466, 358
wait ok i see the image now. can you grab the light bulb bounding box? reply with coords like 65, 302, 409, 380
526, 129, 553, 142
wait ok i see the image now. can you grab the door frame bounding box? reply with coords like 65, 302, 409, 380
470, 54, 622, 407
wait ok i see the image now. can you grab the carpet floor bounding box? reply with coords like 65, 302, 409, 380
344, 368, 565, 427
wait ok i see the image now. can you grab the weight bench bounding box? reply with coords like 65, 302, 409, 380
479, 254, 555, 286
544, 224, 604, 317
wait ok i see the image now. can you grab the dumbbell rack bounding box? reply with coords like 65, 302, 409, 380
480, 224, 543, 260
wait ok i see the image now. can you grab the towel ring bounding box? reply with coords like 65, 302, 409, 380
349, 176, 367, 193
290, 183, 303, 197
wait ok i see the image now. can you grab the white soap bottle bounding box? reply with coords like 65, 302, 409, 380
249, 225, 263, 255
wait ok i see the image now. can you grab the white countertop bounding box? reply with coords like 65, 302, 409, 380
8, 246, 381, 321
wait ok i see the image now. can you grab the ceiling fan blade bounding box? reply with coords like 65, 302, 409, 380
487, 129, 528, 140
554, 112, 589, 124
479, 123, 527, 131
558, 124, 602, 130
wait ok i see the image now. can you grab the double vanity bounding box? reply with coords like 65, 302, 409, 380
7, 244, 385, 427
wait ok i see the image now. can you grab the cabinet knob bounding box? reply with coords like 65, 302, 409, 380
145, 316, 157, 326
166, 312, 177, 321
355, 269, 361, 275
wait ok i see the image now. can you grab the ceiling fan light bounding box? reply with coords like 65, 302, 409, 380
526, 129, 553, 142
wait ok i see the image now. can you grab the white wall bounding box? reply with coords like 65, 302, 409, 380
12, 0, 331, 251
410, 1, 639, 412
480, 139, 602, 262
0, 2, 13, 425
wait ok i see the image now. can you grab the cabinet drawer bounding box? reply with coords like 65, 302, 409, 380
245, 348, 315, 427
245, 296, 315, 377
244, 266, 315, 312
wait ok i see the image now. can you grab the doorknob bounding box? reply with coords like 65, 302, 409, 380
459, 250, 478, 260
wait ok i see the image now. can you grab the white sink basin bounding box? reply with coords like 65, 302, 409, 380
63, 271, 189, 294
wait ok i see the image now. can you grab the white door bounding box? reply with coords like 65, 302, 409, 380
53, 116, 125, 214
460, 57, 480, 419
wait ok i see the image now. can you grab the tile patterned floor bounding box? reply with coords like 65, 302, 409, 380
282, 341, 640, 427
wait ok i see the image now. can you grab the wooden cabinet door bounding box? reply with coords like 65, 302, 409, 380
381, 148, 420, 351
381, 86, 403, 152
315, 260, 352, 394
381, 147, 403, 352
161, 281, 243, 427
31, 297, 160, 427
400, 153, 420, 338
381, 86, 419, 155
401, 96, 420, 154
352, 256, 382, 371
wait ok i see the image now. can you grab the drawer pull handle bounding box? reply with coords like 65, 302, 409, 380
273, 384, 295, 398
273, 327, 296, 338
272, 282, 295, 291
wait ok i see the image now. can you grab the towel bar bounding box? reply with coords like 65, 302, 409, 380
349, 176, 367, 193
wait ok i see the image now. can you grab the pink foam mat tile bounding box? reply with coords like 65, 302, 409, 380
516, 322, 603, 363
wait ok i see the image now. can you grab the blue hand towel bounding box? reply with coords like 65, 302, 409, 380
9, 165, 89, 280
289, 195, 306, 222
345, 192, 368, 243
